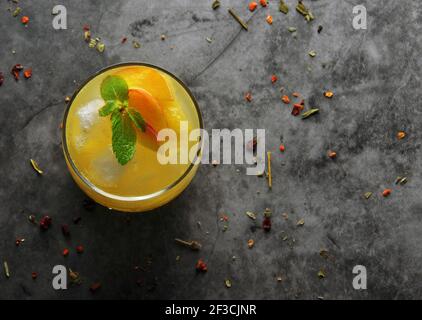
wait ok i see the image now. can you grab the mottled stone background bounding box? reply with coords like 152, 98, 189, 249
0, 0, 421, 299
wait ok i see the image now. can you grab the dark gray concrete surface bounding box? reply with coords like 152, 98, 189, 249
1, 0, 422, 299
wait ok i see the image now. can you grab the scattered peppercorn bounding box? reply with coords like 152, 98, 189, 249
245, 92, 252, 102
121, 37, 127, 44
262, 216, 271, 231
11, 64, 23, 81
31, 272, 38, 279
382, 189, 392, 197
328, 150, 337, 159
195, 259, 208, 272
21, 16, 29, 25
249, 2, 258, 12
397, 131, 406, 140
39, 215, 52, 230
0, 72, 4, 86
292, 100, 305, 116
62, 248, 70, 257
324, 90, 334, 98
317, 25, 323, 33
248, 239, 255, 248
23, 69, 32, 79
281, 95, 290, 104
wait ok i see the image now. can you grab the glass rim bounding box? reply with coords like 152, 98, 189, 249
62, 62, 204, 202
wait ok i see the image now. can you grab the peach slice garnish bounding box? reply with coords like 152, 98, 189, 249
115, 67, 174, 104
128, 88, 168, 140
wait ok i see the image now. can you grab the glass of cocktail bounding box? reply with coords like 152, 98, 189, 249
62, 63, 203, 212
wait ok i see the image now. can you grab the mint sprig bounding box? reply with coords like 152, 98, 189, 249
98, 75, 146, 165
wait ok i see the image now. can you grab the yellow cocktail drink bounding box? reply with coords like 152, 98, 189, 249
62, 63, 202, 212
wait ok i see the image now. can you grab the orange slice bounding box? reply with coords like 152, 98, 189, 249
115, 67, 174, 103
128, 88, 168, 140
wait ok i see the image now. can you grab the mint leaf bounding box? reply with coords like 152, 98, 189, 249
101, 76, 128, 102
99, 100, 119, 117
111, 110, 136, 165
127, 108, 146, 132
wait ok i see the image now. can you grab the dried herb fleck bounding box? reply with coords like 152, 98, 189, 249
297, 218, 305, 226
301, 108, 319, 119
228, 8, 248, 31
308, 50, 317, 57
296, 1, 314, 21
12, 7, 22, 17
3, 261, 10, 278
279, 0, 289, 14
245, 211, 257, 220
96, 42, 105, 53
364, 192, 373, 199
175, 238, 202, 251
30, 159, 43, 174
212, 0, 221, 10
225, 279, 232, 288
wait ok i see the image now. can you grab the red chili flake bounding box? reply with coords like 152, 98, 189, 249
262, 216, 271, 231
61, 224, 70, 236
83, 24, 90, 31
15, 238, 25, 246
221, 215, 229, 222
260, 0, 268, 7
281, 95, 290, 104
245, 92, 252, 102
382, 189, 392, 197
11, 64, 24, 81
31, 272, 38, 279
248, 2, 258, 12
21, 16, 29, 25
76, 245, 84, 254
292, 105, 301, 116
279, 144, 285, 152
271, 75, 278, 84
121, 37, 128, 44
39, 215, 52, 230
90, 282, 102, 293
292, 100, 305, 116
292, 92, 300, 97
195, 259, 208, 272
23, 69, 32, 79
0, 72, 4, 86
62, 248, 70, 257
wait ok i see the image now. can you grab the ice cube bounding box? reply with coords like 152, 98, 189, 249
77, 99, 103, 130
89, 147, 125, 187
